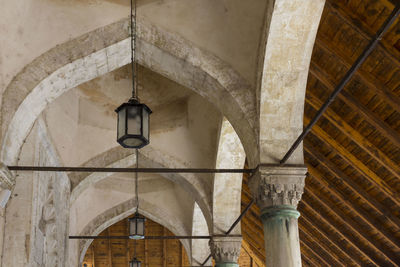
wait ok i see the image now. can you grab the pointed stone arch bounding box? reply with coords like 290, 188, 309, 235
70, 145, 213, 233
72, 197, 192, 266
0, 18, 258, 171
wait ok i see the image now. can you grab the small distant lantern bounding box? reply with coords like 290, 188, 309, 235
129, 258, 142, 267
116, 99, 152, 149
129, 212, 146, 239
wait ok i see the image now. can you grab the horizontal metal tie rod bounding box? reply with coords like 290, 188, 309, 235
69, 235, 242, 240
8, 166, 255, 174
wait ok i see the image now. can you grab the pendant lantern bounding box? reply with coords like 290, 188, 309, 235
129, 212, 146, 239
116, 0, 151, 149
116, 99, 152, 148
129, 258, 141, 267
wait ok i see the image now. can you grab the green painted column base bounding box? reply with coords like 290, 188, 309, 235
215, 263, 239, 267
260, 205, 300, 220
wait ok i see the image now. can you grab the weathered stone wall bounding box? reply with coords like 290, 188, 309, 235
259, 0, 326, 164
213, 118, 245, 235
191, 203, 210, 266
1, 122, 37, 267
29, 120, 70, 267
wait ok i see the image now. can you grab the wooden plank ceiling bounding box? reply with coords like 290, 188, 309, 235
84, 0, 399, 266
81, 216, 261, 267
82, 217, 192, 267
243, 0, 400, 266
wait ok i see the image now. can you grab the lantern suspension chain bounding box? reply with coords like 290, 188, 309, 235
130, 0, 138, 100
135, 149, 139, 212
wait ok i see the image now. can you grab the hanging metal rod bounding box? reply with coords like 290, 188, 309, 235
69, 235, 242, 240
8, 166, 255, 174
279, 4, 400, 165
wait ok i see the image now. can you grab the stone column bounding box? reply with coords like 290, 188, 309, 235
209, 236, 242, 267
250, 165, 307, 267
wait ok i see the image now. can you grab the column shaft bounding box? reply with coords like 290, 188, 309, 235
261, 206, 301, 267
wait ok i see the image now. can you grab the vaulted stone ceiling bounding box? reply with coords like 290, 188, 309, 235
0, 0, 399, 266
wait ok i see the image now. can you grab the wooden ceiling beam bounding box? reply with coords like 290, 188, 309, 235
299, 230, 334, 266
301, 253, 315, 267
341, 89, 400, 148
241, 216, 265, 247
306, 91, 400, 179
92, 245, 96, 267
300, 218, 348, 266
299, 214, 358, 266
241, 240, 265, 267
326, 1, 400, 68
300, 241, 325, 267
163, 228, 167, 267
241, 207, 262, 232
241, 230, 266, 261
304, 115, 400, 206
108, 228, 113, 267
309, 62, 400, 148
304, 187, 400, 265
304, 142, 400, 228
300, 200, 380, 266
180, 242, 184, 267
315, 38, 400, 114
307, 166, 400, 248
300, 226, 345, 266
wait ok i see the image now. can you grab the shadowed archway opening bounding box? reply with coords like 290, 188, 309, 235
82, 216, 191, 267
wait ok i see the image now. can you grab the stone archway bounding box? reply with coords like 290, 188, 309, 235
258, 0, 326, 165
0, 18, 258, 171
70, 145, 213, 233
212, 118, 245, 235
72, 197, 192, 266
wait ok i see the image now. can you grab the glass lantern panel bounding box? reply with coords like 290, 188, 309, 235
129, 218, 137, 236
142, 107, 149, 141
129, 259, 141, 267
117, 107, 126, 139
127, 106, 142, 135
137, 218, 145, 236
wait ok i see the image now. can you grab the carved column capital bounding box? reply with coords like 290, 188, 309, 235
0, 162, 15, 190
209, 236, 242, 264
249, 165, 307, 211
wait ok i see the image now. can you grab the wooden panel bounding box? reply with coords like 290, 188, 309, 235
82, 218, 190, 267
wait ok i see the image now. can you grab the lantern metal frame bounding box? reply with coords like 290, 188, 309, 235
115, 99, 152, 149
129, 212, 146, 240
129, 257, 142, 267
